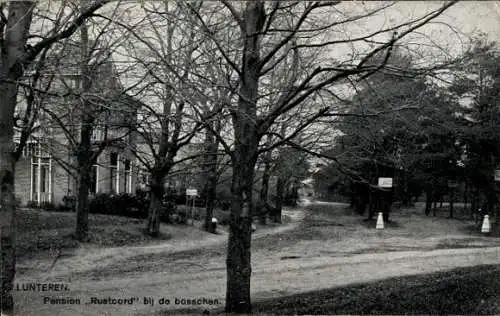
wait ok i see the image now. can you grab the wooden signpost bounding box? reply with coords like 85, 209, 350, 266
376, 178, 393, 230
186, 188, 198, 225
378, 177, 393, 188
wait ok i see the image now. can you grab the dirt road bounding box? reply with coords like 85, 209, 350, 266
13, 202, 500, 315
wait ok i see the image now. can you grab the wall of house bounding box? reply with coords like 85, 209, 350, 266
14, 146, 142, 207
52, 163, 72, 206
14, 157, 31, 205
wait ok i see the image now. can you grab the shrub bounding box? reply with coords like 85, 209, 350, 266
217, 199, 231, 211
283, 190, 299, 206
193, 209, 202, 220
15, 196, 22, 207
60, 195, 76, 212
176, 209, 188, 224
26, 200, 55, 210
39, 201, 56, 210
160, 198, 176, 223
88, 193, 150, 220
171, 205, 190, 224
89, 193, 115, 215
26, 200, 38, 209
55, 204, 73, 212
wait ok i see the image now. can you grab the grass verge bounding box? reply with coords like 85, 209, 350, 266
251, 264, 500, 315
16, 208, 171, 261
168, 264, 500, 315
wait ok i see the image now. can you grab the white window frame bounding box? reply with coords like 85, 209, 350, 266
30, 144, 52, 205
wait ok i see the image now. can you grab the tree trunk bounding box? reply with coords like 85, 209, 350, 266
0, 86, 17, 316
487, 187, 496, 231
203, 120, 220, 233
425, 188, 432, 216
464, 182, 468, 213
474, 191, 481, 225
74, 17, 94, 242
449, 187, 454, 219
146, 172, 165, 237
225, 2, 265, 312
274, 176, 285, 224
494, 182, 500, 231
226, 168, 254, 313
470, 187, 476, 220
432, 182, 437, 216
0, 3, 35, 313
258, 149, 272, 225
382, 189, 391, 222
75, 161, 92, 241
432, 182, 437, 213
367, 188, 375, 220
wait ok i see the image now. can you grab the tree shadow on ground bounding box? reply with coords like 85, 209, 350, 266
164, 264, 500, 315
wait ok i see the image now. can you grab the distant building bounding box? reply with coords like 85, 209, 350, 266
14, 40, 145, 206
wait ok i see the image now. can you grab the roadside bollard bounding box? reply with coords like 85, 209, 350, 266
376, 212, 384, 229
211, 217, 217, 233
481, 215, 491, 234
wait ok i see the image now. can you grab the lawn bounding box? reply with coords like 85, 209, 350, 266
16, 208, 171, 261
16, 203, 295, 265
16, 202, 496, 263
251, 202, 498, 256
250, 264, 500, 315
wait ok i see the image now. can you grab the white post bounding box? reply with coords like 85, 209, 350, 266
192, 196, 196, 226
128, 166, 132, 193
482, 215, 491, 233
376, 212, 384, 229
37, 142, 41, 205
30, 156, 33, 202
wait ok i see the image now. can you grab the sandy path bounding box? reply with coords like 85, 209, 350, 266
13, 208, 306, 316
13, 202, 500, 316
16, 208, 306, 279
14, 246, 500, 316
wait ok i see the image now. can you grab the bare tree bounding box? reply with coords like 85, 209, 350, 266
73, 0, 139, 241
186, 1, 459, 312
0, 1, 111, 313
201, 116, 222, 232
104, 1, 213, 236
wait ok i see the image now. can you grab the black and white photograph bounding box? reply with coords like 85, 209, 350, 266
1, 1, 500, 315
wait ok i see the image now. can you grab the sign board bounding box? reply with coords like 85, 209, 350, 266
186, 189, 198, 196
378, 177, 393, 188
495, 170, 500, 181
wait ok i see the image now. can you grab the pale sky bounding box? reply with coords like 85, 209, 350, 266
446, 1, 500, 38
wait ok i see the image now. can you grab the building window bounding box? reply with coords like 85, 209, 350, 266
26, 142, 36, 157
31, 156, 52, 204
124, 160, 131, 193
110, 152, 119, 193
92, 124, 106, 142
14, 141, 38, 157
